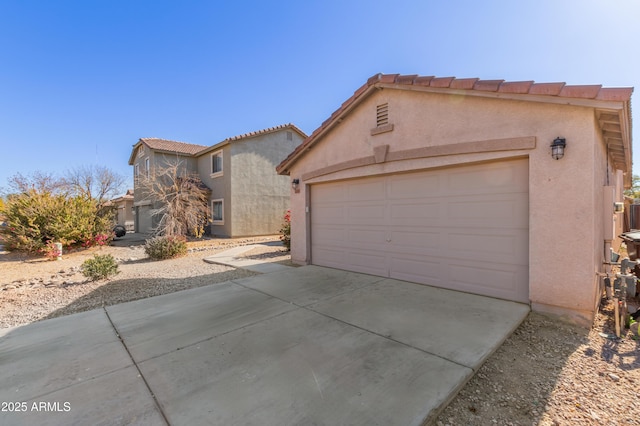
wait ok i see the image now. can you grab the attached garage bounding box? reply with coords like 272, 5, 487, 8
310, 159, 529, 302
277, 73, 633, 326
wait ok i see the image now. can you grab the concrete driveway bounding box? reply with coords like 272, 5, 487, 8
0, 265, 529, 425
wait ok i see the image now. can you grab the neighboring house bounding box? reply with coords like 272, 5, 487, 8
128, 138, 207, 235
110, 189, 135, 231
128, 124, 306, 237
277, 73, 633, 327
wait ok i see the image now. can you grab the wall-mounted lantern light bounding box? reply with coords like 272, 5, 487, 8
550, 137, 566, 160
292, 178, 300, 193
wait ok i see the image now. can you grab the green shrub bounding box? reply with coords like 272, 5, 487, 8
144, 235, 188, 260
81, 254, 119, 281
2, 190, 113, 253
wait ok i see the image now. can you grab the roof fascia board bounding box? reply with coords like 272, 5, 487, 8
620, 102, 633, 182
379, 83, 627, 111
196, 140, 230, 157
277, 86, 379, 174
127, 140, 145, 165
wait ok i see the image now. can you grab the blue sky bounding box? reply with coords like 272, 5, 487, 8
1, 0, 638, 193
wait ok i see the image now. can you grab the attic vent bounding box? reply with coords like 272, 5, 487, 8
376, 103, 389, 127
370, 103, 394, 136
286, 131, 293, 141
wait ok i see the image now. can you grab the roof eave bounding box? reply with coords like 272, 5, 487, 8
277, 84, 380, 175
127, 140, 145, 165
277, 75, 634, 178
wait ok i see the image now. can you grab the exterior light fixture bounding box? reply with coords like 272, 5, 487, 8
292, 178, 300, 193
550, 137, 566, 160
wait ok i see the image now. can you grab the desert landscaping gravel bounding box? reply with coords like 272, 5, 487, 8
1, 236, 639, 425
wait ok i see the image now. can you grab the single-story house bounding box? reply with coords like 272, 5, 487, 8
277, 73, 633, 326
129, 124, 306, 237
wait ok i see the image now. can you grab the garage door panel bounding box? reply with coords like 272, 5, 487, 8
314, 245, 388, 277
448, 261, 527, 302
311, 158, 529, 303
447, 198, 523, 224
312, 226, 347, 246
390, 256, 443, 284
347, 179, 386, 201
446, 162, 528, 194
313, 205, 346, 225
390, 230, 441, 252
389, 173, 441, 198
348, 251, 389, 276
390, 202, 442, 224
348, 203, 386, 225
348, 228, 387, 246
313, 184, 347, 203
447, 230, 528, 265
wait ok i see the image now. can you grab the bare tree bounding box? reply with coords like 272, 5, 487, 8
137, 160, 210, 237
63, 165, 126, 205
6, 171, 66, 194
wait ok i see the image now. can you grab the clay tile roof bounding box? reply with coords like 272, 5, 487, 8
195, 123, 308, 156
558, 85, 602, 99
529, 82, 566, 96
414, 75, 435, 86
498, 81, 534, 94
396, 74, 418, 84
139, 138, 207, 155
473, 80, 505, 92
430, 77, 455, 88
226, 123, 306, 142
276, 73, 633, 175
596, 87, 634, 102
450, 78, 479, 90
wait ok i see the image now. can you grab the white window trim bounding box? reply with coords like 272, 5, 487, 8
134, 164, 140, 183
210, 150, 223, 178
211, 198, 224, 224
145, 157, 150, 178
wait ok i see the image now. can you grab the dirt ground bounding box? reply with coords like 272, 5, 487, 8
1, 235, 639, 425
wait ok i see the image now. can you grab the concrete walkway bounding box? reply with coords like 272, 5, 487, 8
203, 242, 293, 273
0, 265, 529, 425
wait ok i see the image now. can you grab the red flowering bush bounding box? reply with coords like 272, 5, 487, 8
40, 241, 62, 261
280, 209, 291, 251
81, 233, 112, 248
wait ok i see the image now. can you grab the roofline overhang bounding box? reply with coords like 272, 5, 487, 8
127, 140, 144, 165
197, 124, 308, 157
277, 75, 633, 177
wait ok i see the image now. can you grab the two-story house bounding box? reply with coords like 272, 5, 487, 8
128, 124, 306, 237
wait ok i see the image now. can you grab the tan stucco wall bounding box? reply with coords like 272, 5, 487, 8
197, 130, 304, 237
229, 131, 303, 236
198, 145, 232, 237
288, 89, 624, 326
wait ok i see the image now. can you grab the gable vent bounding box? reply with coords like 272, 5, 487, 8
376, 103, 389, 127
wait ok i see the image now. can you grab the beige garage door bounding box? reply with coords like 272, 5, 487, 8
310, 159, 529, 303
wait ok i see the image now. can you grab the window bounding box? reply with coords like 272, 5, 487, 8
145, 158, 150, 178
211, 150, 223, 177
134, 164, 140, 183
212, 199, 224, 224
